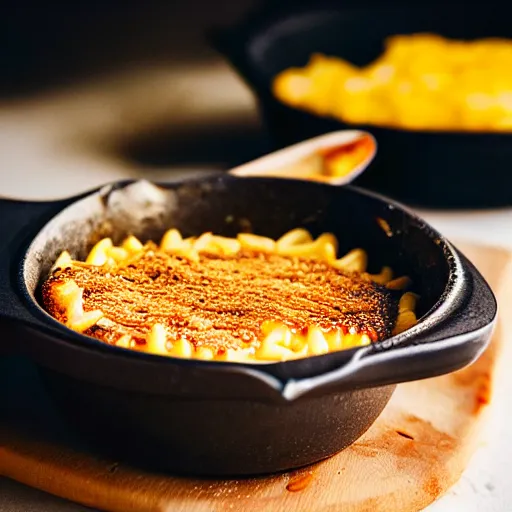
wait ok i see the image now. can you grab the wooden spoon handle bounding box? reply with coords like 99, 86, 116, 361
229, 130, 376, 185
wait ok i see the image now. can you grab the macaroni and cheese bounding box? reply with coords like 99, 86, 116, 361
273, 34, 512, 131
42, 228, 418, 363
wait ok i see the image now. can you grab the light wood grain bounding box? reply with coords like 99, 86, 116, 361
0, 243, 509, 512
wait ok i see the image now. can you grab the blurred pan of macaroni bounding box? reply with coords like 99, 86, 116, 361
273, 34, 512, 131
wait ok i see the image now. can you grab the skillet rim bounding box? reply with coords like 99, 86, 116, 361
16, 175, 467, 370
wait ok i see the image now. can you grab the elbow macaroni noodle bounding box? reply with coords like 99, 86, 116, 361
49, 227, 418, 362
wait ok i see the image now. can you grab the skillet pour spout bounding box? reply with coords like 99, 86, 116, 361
0, 176, 496, 475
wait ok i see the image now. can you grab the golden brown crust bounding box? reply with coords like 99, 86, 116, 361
42, 279, 68, 324
42, 246, 398, 353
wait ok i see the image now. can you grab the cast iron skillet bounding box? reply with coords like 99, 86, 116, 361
0, 176, 496, 476
211, 1, 512, 208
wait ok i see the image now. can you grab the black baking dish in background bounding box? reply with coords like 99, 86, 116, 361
0, 176, 496, 475
211, 2, 512, 208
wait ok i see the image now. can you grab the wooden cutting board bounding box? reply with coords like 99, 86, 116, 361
0, 242, 509, 512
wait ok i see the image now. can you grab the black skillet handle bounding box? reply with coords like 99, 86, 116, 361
0, 196, 72, 353
283, 255, 497, 400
